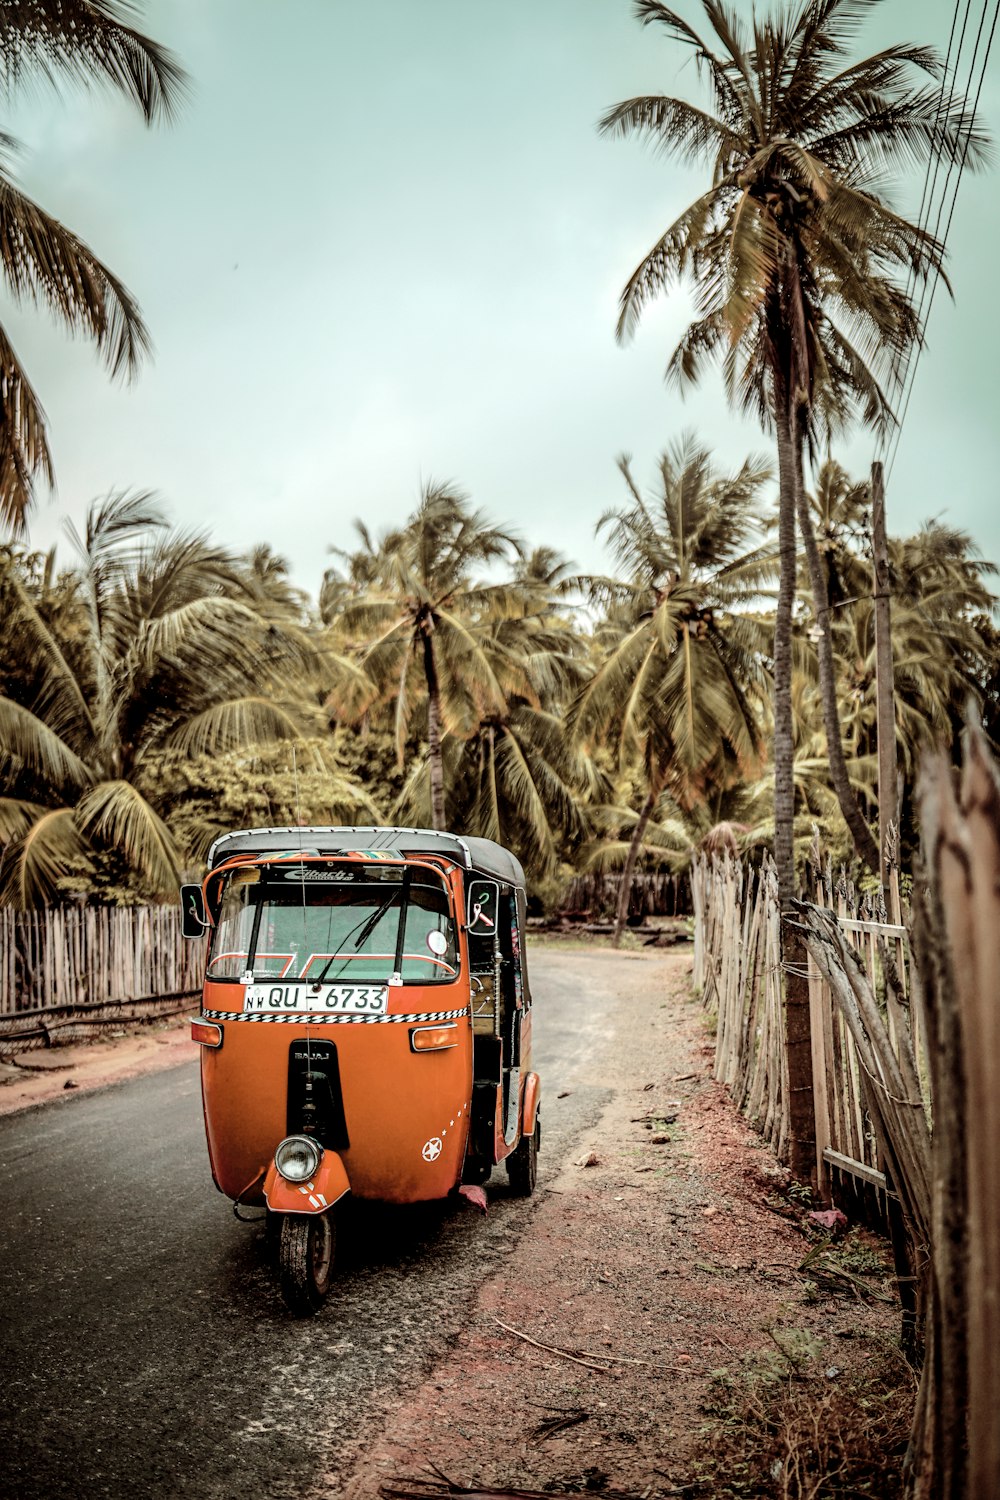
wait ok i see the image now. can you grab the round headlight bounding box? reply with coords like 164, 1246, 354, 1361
274, 1134, 323, 1183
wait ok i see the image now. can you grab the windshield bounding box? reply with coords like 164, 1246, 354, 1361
205, 862, 459, 985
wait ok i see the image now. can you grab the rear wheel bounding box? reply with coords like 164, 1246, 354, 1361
278, 1212, 335, 1316
506, 1114, 539, 1197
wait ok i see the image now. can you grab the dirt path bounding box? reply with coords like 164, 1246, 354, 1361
337, 946, 900, 1499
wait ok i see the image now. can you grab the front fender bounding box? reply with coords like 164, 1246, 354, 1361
262, 1149, 351, 1214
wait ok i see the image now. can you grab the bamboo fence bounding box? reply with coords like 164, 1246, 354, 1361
0, 903, 203, 1049
692, 852, 929, 1211
691, 854, 789, 1161
797, 859, 929, 1201
905, 730, 1000, 1500
559, 868, 687, 920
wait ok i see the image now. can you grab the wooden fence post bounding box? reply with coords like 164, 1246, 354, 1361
871, 460, 897, 899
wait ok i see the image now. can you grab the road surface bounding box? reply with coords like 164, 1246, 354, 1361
0, 948, 628, 1500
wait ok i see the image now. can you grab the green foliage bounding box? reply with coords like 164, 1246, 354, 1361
0, 497, 335, 905
0, 3, 186, 535
161, 738, 381, 869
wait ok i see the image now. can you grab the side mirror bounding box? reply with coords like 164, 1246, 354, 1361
180, 883, 209, 938
467, 879, 500, 937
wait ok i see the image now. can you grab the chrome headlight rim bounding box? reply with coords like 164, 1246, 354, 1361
274, 1134, 324, 1183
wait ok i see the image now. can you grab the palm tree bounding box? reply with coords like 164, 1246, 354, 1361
393, 550, 604, 874
0, 492, 314, 904
0, 1, 185, 535
574, 435, 775, 944
323, 482, 523, 831
835, 521, 997, 780
600, 0, 987, 1175
599, 0, 986, 904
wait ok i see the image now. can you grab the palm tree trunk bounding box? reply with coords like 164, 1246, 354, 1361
793, 455, 881, 876
612, 782, 658, 948
775, 392, 816, 1186
421, 632, 446, 831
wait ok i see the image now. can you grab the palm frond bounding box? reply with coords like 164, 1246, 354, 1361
0, 319, 52, 534
0, 805, 89, 908
0, 695, 91, 787
0, 172, 151, 380
76, 778, 180, 892
0, 1, 188, 123
163, 698, 306, 758
0, 793, 45, 842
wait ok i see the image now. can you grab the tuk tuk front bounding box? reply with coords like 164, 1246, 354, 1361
183, 826, 540, 1314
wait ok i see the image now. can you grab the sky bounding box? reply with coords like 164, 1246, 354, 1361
5, 0, 1000, 596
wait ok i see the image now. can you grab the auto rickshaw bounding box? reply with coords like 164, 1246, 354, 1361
182, 826, 540, 1315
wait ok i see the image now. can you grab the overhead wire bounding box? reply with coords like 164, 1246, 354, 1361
880, 0, 974, 464
892, 0, 966, 333
883, 0, 1000, 482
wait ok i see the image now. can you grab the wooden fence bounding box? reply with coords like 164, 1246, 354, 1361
691, 855, 789, 1161
691, 852, 928, 1208
560, 869, 688, 920
798, 860, 929, 1208
0, 904, 203, 1049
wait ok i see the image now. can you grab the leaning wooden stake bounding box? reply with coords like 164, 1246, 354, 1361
871, 460, 897, 900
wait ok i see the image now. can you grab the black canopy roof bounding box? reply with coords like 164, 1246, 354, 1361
206, 825, 526, 888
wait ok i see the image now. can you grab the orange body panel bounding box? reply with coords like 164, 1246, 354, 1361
262, 1151, 351, 1214
200, 979, 474, 1205
195, 853, 535, 1208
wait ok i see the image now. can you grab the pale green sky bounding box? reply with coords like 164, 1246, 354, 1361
6, 0, 1000, 590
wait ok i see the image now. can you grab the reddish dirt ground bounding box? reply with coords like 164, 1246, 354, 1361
336, 948, 901, 1500
0, 1013, 196, 1114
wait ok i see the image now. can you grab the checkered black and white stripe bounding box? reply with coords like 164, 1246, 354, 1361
201, 1006, 470, 1026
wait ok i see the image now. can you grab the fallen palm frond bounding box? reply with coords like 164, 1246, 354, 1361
379, 1466, 652, 1499
527, 1405, 589, 1444
493, 1316, 683, 1378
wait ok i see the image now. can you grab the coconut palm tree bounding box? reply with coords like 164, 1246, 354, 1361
835, 521, 997, 777
599, 0, 986, 902
601, 0, 988, 1175
393, 552, 604, 874
0, 1, 185, 535
573, 435, 775, 944
0, 492, 315, 904
323, 482, 524, 831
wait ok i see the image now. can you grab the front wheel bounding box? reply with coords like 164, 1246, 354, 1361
278, 1212, 335, 1316
506, 1114, 540, 1197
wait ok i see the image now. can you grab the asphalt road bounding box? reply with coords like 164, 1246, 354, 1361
0, 948, 624, 1500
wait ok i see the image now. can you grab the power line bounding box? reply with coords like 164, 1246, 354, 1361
883, 0, 1000, 482
880, 0, 977, 463
896, 0, 967, 325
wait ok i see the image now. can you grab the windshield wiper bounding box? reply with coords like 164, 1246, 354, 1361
310, 880, 407, 989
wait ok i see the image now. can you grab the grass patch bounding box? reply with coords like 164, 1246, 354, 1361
691, 1338, 915, 1497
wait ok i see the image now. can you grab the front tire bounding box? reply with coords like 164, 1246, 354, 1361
506, 1114, 539, 1197
278, 1212, 335, 1316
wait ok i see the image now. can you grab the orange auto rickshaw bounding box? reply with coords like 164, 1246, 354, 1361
182, 826, 540, 1314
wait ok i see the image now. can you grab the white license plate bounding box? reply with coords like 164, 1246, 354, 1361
243, 983, 389, 1016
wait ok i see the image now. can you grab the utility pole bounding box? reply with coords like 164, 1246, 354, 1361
870, 461, 896, 900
